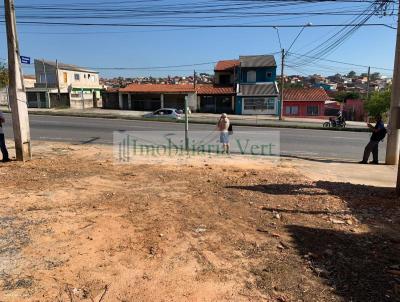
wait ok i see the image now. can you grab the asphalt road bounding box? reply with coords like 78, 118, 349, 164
2, 113, 386, 162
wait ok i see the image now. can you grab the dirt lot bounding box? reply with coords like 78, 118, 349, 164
0, 142, 399, 302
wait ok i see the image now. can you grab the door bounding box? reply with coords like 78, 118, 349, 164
122, 94, 129, 110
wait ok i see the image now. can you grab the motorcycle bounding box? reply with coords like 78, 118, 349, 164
323, 117, 346, 128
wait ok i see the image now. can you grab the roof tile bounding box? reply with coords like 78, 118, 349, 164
214, 60, 240, 71
238, 83, 278, 96
239, 55, 277, 68
284, 88, 330, 102
196, 85, 235, 95
120, 84, 195, 93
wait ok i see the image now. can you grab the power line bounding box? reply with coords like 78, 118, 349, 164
288, 51, 393, 71
0, 20, 394, 28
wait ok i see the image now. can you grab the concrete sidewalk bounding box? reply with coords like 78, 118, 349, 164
291, 157, 397, 188
0, 106, 370, 131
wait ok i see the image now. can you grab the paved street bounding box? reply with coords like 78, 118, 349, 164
3, 113, 386, 162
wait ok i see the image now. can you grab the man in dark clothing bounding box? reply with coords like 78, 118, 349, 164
360, 114, 386, 164
0, 110, 10, 163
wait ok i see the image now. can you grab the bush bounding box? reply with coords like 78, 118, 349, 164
364, 89, 391, 118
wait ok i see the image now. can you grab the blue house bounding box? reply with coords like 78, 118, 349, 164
235, 55, 279, 115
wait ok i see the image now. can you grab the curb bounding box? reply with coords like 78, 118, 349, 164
3, 109, 370, 132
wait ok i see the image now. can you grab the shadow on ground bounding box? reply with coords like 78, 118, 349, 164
227, 181, 400, 301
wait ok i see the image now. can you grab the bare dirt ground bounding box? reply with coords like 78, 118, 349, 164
0, 142, 399, 302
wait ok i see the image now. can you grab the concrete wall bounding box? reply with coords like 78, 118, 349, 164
34, 60, 57, 86
0, 88, 8, 106
214, 71, 235, 85
187, 93, 197, 112
58, 69, 100, 89
23, 77, 36, 89
240, 67, 276, 83
283, 101, 325, 117
34, 60, 101, 90
70, 90, 95, 109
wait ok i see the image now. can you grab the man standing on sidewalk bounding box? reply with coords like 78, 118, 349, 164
360, 114, 386, 164
0, 110, 10, 163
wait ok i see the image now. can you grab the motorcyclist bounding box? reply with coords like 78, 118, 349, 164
336, 110, 345, 125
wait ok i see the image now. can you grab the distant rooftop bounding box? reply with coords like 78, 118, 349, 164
214, 60, 240, 72
34, 59, 98, 74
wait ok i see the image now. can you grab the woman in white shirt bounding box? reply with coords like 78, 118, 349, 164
217, 113, 230, 154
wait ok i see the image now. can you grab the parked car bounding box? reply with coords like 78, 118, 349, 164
177, 107, 192, 115
143, 108, 182, 120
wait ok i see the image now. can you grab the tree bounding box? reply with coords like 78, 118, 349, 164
0, 63, 8, 89
334, 91, 360, 103
364, 89, 391, 117
348, 71, 357, 78
284, 82, 303, 89
371, 72, 381, 81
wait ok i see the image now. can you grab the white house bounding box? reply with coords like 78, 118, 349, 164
26, 59, 102, 109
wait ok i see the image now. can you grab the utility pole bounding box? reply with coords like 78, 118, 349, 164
56, 59, 61, 102
386, 1, 400, 165
193, 70, 196, 90
184, 96, 189, 152
4, 0, 31, 161
279, 48, 285, 120
366, 66, 371, 102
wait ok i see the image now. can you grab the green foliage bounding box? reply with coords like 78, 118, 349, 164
365, 89, 391, 117
371, 72, 381, 81
284, 82, 303, 89
334, 91, 360, 103
0, 63, 8, 88
347, 71, 357, 78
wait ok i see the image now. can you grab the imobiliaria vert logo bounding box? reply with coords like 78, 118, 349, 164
113, 131, 280, 163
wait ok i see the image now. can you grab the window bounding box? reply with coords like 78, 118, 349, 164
244, 98, 275, 111
84, 74, 87, 79
39, 73, 46, 83
63, 72, 68, 83
247, 70, 256, 83
307, 105, 319, 116
219, 74, 231, 85
285, 106, 299, 115
74, 73, 80, 81
88, 74, 91, 79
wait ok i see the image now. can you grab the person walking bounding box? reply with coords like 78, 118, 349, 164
0, 110, 10, 163
360, 114, 386, 164
217, 113, 230, 154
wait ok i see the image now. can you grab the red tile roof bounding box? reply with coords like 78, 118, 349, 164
105, 87, 119, 93
196, 85, 235, 95
118, 83, 235, 95
214, 60, 240, 72
284, 88, 330, 102
120, 84, 195, 93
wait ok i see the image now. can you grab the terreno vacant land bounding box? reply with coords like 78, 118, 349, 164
0, 143, 399, 302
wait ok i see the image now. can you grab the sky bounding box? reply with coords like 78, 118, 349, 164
0, 0, 398, 78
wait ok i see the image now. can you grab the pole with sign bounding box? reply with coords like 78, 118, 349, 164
20, 56, 30, 65
5, 0, 31, 161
